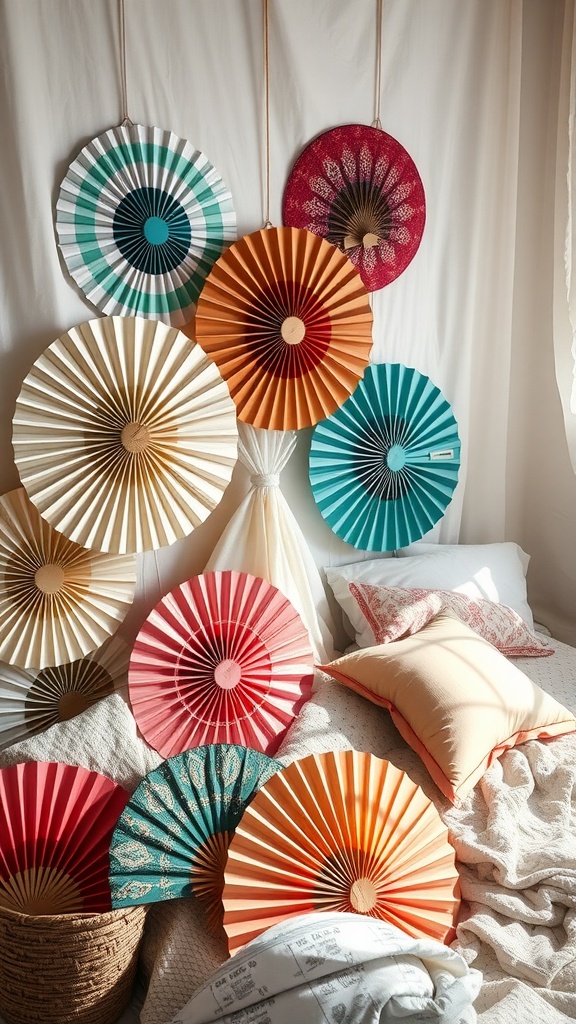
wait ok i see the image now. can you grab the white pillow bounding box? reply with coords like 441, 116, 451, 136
324, 542, 534, 638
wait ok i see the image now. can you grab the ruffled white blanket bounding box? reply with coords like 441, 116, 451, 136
445, 734, 576, 1022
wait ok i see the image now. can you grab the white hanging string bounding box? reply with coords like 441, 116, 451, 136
118, 0, 133, 126
263, 0, 272, 227
372, 0, 383, 129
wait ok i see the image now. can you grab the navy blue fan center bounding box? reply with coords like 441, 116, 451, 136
113, 186, 191, 274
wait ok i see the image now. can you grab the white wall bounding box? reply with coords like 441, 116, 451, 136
0, 0, 574, 649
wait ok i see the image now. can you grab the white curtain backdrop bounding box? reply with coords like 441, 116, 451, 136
554, 0, 576, 470
0, 0, 574, 646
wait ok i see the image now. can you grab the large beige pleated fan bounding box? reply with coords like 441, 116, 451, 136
12, 316, 239, 554
0, 634, 130, 750
0, 488, 137, 669
192, 226, 373, 430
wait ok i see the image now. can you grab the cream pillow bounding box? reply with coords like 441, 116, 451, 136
318, 612, 575, 804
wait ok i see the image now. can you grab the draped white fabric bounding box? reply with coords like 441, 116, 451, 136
204, 425, 334, 664
0, 0, 575, 646
554, 0, 576, 471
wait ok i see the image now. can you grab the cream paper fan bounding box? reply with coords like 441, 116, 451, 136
0, 488, 137, 669
0, 634, 130, 750
12, 316, 239, 554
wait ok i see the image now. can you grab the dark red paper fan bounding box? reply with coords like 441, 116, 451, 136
283, 124, 426, 292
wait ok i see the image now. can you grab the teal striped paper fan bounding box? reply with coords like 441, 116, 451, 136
56, 123, 236, 327
309, 363, 460, 551
109, 744, 281, 933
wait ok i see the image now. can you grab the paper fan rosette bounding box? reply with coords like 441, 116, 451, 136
282, 124, 426, 292
109, 744, 281, 933
12, 316, 239, 554
0, 488, 136, 670
223, 749, 460, 953
56, 122, 236, 326
0, 635, 130, 751
191, 225, 373, 430
128, 570, 314, 758
309, 362, 460, 551
0, 761, 129, 915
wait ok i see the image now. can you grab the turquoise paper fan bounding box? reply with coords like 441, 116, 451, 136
309, 363, 460, 551
109, 744, 281, 933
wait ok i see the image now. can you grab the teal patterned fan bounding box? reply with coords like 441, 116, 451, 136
309, 363, 460, 551
109, 744, 281, 933
56, 123, 236, 327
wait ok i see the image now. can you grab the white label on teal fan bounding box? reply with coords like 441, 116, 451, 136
429, 449, 455, 460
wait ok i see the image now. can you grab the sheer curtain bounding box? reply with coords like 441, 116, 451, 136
554, 0, 576, 470
204, 424, 334, 663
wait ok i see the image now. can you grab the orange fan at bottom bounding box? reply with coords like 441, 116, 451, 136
222, 749, 460, 953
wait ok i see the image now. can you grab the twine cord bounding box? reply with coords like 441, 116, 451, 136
263, 0, 272, 227
119, 0, 132, 126
372, 0, 383, 129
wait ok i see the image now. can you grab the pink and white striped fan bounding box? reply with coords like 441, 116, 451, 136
128, 571, 314, 758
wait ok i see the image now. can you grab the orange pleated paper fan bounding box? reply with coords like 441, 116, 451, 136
191, 226, 373, 430
223, 749, 460, 953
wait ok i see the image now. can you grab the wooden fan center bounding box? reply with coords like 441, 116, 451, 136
344, 231, 381, 251
349, 876, 378, 913
362, 231, 380, 248
191, 830, 231, 935
214, 659, 242, 690
281, 316, 306, 345
0, 866, 82, 916
34, 563, 65, 595
121, 421, 151, 453
58, 689, 92, 721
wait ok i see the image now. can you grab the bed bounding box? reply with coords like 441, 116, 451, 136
0, 542, 574, 1024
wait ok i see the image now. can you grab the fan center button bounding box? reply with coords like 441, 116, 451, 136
281, 316, 306, 345
34, 563, 65, 595
121, 422, 150, 453
144, 216, 170, 245
58, 690, 91, 721
386, 443, 407, 472
362, 231, 380, 249
349, 876, 378, 913
214, 659, 242, 690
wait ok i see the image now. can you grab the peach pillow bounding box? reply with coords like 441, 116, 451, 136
318, 613, 575, 804
348, 582, 553, 657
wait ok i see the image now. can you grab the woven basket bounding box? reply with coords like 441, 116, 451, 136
0, 903, 147, 1024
